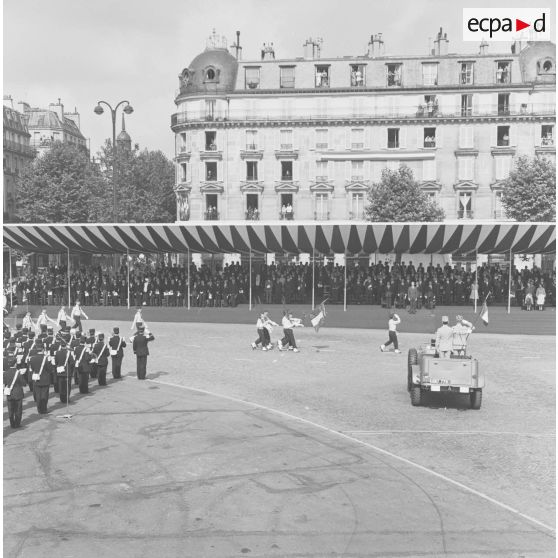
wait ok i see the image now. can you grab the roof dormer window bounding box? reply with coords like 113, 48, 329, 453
204, 66, 219, 83
537, 58, 555, 75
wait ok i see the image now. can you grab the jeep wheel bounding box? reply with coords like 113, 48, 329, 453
470, 389, 482, 410
410, 386, 422, 406
407, 348, 418, 391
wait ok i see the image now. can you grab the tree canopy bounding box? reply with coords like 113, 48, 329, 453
15, 140, 176, 224
365, 166, 445, 222
500, 155, 556, 222
16, 141, 106, 223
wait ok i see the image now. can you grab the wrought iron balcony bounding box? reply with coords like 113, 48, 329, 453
204, 210, 220, 221
314, 211, 330, 221
279, 211, 295, 220
457, 210, 474, 219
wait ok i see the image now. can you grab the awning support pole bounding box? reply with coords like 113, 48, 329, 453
508, 249, 512, 314
249, 252, 252, 311
474, 251, 478, 314
126, 248, 130, 310
312, 251, 315, 311
9, 248, 13, 309
343, 254, 347, 312
67, 248, 71, 307
187, 248, 191, 310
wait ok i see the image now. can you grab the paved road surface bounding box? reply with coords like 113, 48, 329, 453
4, 322, 555, 557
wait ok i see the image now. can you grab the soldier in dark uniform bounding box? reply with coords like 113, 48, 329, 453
4, 355, 27, 428
74, 337, 90, 394
29, 341, 51, 414
132, 325, 154, 380
92, 333, 110, 386
24, 331, 38, 393
70, 331, 81, 385
85, 329, 97, 378
48, 329, 60, 394
54, 333, 75, 403
109, 327, 126, 379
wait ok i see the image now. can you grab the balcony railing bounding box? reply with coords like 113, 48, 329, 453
3, 139, 35, 156
204, 210, 220, 221
246, 175, 258, 182
493, 210, 506, 219
457, 210, 474, 219
497, 138, 510, 147
497, 105, 510, 116
315, 175, 329, 182
205, 144, 218, 151
351, 143, 364, 150
246, 143, 258, 151
281, 174, 293, 181
205, 174, 218, 181
423, 139, 436, 148
315, 142, 328, 149
171, 103, 555, 125
314, 211, 330, 221
245, 209, 260, 220
349, 211, 366, 220
416, 105, 439, 117
541, 136, 554, 146
280, 143, 293, 151
350, 175, 364, 182
279, 211, 295, 220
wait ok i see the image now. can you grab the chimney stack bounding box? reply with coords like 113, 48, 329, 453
303, 38, 322, 59
261, 42, 275, 60
479, 39, 489, 55
433, 27, 449, 55
367, 33, 385, 58
49, 99, 64, 123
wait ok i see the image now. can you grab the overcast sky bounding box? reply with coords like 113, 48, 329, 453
4, 0, 555, 159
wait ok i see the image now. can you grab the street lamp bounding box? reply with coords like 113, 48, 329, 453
94, 100, 134, 222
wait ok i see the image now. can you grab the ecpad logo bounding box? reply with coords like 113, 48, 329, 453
463, 8, 551, 41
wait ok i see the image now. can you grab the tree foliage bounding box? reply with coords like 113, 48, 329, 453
98, 141, 176, 222
500, 155, 556, 222
365, 166, 445, 222
15, 141, 107, 223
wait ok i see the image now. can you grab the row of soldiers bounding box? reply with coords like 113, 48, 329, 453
3, 323, 127, 428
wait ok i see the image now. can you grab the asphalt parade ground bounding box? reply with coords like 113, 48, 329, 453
3, 315, 556, 557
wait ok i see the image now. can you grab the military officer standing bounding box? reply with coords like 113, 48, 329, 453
132, 325, 154, 380
435, 316, 454, 358
86, 329, 98, 379
109, 327, 126, 379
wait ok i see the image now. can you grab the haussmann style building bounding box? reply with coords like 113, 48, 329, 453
171, 29, 555, 224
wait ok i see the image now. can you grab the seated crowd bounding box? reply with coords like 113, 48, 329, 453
4, 259, 555, 310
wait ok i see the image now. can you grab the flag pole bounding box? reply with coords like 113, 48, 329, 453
474, 250, 478, 314
343, 254, 347, 312
312, 250, 315, 311
187, 248, 191, 310
507, 248, 512, 314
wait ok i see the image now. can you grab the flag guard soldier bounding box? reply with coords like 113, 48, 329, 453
24, 331, 38, 393
4, 355, 27, 428
92, 333, 110, 386
29, 340, 51, 414
109, 327, 126, 379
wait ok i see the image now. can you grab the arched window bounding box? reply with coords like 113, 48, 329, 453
537, 58, 555, 75
204, 67, 218, 82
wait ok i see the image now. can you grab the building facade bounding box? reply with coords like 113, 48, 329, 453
3, 98, 35, 221
21, 99, 87, 156
171, 30, 555, 223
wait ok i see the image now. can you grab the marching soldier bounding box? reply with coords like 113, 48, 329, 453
74, 337, 90, 394
54, 333, 75, 403
47, 328, 60, 393
132, 325, 154, 380
85, 329, 97, 379
24, 331, 38, 393
109, 327, 126, 379
92, 333, 110, 386
4, 355, 27, 428
70, 331, 81, 385
29, 341, 51, 414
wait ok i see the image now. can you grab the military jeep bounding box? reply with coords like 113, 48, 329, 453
407, 341, 484, 409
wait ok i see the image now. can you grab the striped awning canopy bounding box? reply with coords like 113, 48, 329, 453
2, 222, 555, 255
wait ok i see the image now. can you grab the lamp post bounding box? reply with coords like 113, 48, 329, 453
94, 100, 134, 223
